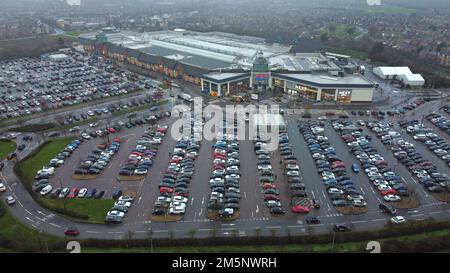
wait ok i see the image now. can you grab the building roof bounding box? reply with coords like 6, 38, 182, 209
272, 73, 374, 88
253, 113, 286, 127
398, 73, 425, 84
202, 72, 251, 84
374, 66, 413, 76
289, 39, 324, 53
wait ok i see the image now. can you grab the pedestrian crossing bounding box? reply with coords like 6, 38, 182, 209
318, 213, 344, 218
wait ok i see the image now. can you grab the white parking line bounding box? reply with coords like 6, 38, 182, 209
107, 231, 124, 234
49, 223, 61, 228
411, 214, 425, 218
360, 187, 365, 195
265, 226, 281, 229
371, 219, 385, 222
25, 217, 34, 223
287, 225, 304, 228
352, 220, 367, 224
429, 211, 442, 215
86, 230, 101, 234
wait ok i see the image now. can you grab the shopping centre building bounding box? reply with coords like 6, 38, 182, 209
79, 29, 375, 103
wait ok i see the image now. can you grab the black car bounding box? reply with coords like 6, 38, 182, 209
379, 203, 397, 215
112, 190, 123, 199
17, 144, 26, 151
306, 216, 320, 224
333, 223, 349, 232
152, 208, 165, 215
270, 207, 286, 215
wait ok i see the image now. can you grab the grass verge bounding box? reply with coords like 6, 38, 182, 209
0, 139, 16, 160
324, 46, 369, 60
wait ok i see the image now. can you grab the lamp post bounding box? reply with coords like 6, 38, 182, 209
58, 176, 66, 210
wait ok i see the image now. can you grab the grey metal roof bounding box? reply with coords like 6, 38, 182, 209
272, 73, 374, 88
139, 45, 232, 69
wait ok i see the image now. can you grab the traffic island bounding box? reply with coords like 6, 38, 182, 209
117, 175, 145, 181
391, 196, 420, 209
335, 206, 369, 215
207, 210, 240, 221
150, 214, 183, 222
71, 174, 98, 180
430, 192, 450, 203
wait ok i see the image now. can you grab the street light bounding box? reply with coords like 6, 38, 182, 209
58, 176, 66, 210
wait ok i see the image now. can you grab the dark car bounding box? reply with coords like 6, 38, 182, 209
379, 203, 397, 215
94, 190, 105, 199
333, 223, 349, 232
112, 190, 123, 199
17, 144, 26, 151
306, 216, 320, 224
270, 207, 286, 215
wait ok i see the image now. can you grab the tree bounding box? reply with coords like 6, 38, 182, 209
370, 42, 384, 57
188, 228, 197, 239
328, 25, 336, 32
57, 37, 65, 47
320, 33, 329, 42
270, 228, 277, 237
255, 228, 261, 239
347, 26, 357, 36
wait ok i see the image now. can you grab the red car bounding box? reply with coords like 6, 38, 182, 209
262, 183, 277, 190
263, 194, 279, 201
291, 205, 310, 213
107, 127, 116, 133
174, 192, 189, 198
67, 188, 79, 198
112, 138, 122, 143
160, 187, 173, 193
213, 154, 227, 159
64, 226, 80, 236
380, 188, 397, 196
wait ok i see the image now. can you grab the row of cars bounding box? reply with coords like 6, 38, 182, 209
368, 121, 449, 194
73, 139, 121, 176
403, 118, 450, 167
152, 118, 202, 216
253, 132, 286, 215
118, 126, 167, 177
105, 193, 136, 224
32, 139, 83, 193
208, 123, 241, 218
39, 186, 105, 199
427, 112, 450, 137
333, 120, 408, 203
300, 120, 367, 209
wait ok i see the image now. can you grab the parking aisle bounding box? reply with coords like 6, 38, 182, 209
286, 119, 337, 218
125, 120, 178, 223
183, 139, 213, 222
239, 140, 269, 220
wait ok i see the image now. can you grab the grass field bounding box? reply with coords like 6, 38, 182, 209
324, 46, 369, 60
365, 6, 418, 15
0, 139, 16, 160
65, 31, 89, 37
37, 197, 114, 224
18, 137, 74, 185
321, 24, 361, 40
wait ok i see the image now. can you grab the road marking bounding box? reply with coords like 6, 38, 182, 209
287, 225, 304, 228
221, 223, 235, 226
256, 205, 259, 213
107, 231, 124, 234
153, 230, 167, 233
371, 187, 376, 195
37, 211, 46, 216
86, 231, 101, 234
251, 211, 254, 218
327, 202, 331, 211
408, 210, 419, 214
311, 191, 316, 199
35, 217, 46, 222
135, 231, 146, 233
190, 197, 194, 205
411, 214, 425, 218
322, 190, 326, 199
201, 196, 204, 205
352, 220, 367, 224
198, 229, 212, 232
17, 200, 24, 208
49, 223, 61, 228
198, 208, 203, 216
25, 217, 34, 222
360, 187, 365, 195
429, 211, 442, 215
266, 226, 281, 229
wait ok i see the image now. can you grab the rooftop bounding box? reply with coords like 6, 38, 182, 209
273, 73, 374, 88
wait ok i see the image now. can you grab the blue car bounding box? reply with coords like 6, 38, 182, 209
351, 164, 360, 173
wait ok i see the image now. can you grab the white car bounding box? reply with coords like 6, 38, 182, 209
225, 174, 240, 180
328, 188, 343, 195
81, 133, 91, 140
0, 183, 6, 192
156, 196, 171, 203
134, 169, 148, 175
89, 123, 99, 128
107, 210, 125, 218
286, 171, 300, 177
172, 196, 188, 203
390, 216, 406, 224
78, 188, 88, 198
226, 166, 240, 172
169, 206, 185, 215
257, 164, 272, 171
115, 200, 132, 208
384, 194, 401, 202
170, 201, 186, 208
38, 167, 55, 175
40, 185, 53, 196
286, 164, 299, 171
5, 196, 15, 205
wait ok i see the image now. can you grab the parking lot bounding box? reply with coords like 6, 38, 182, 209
0, 50, 143, 121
